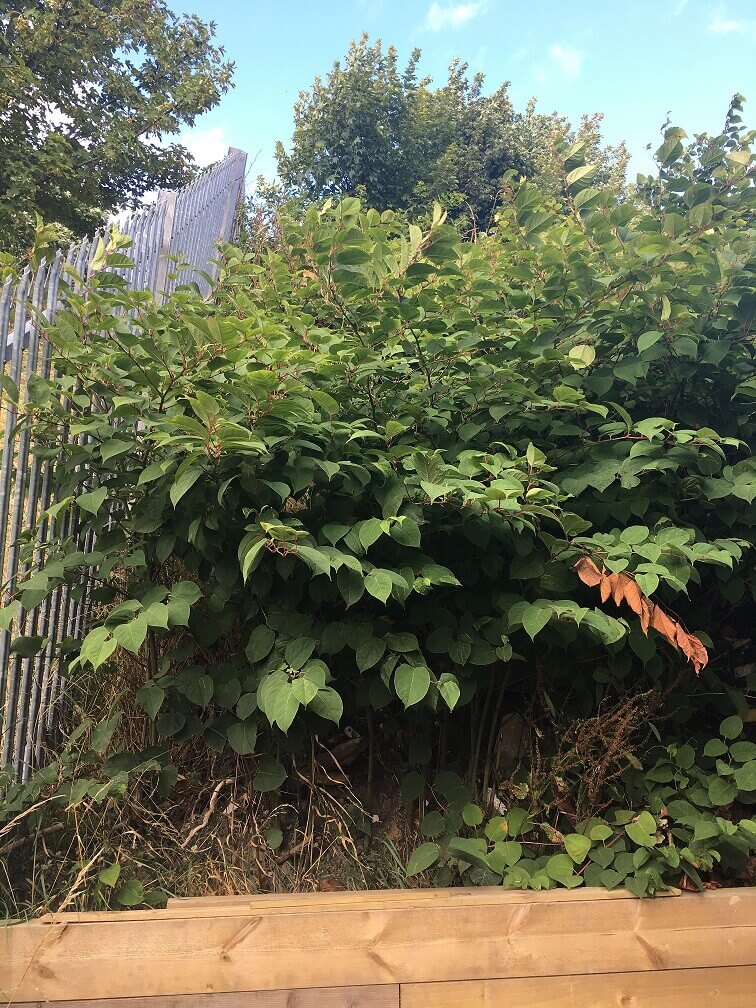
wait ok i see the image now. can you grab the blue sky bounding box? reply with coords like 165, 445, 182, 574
174, 1, 756, 182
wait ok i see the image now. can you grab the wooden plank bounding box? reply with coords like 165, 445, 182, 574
2, 889, 754, 1001
38, 886, 682, 924
401, 966, 756, 1008
15, 987, 398, 1008
163, 886, 679, 912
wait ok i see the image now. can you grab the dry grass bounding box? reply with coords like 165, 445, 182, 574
0, 641, 416, 918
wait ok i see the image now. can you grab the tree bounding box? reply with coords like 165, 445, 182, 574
0, 1, 233, 253
272, 35, 627, 229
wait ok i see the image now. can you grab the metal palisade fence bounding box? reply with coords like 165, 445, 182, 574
0, 147, 247, 782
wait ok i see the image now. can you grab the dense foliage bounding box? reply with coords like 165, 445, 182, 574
1, 103, 755, 906
0, 0, 232, 253
268, 35, 627, 229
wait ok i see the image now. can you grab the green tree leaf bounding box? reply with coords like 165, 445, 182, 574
406, 842, 440, 877
394, 664, 431, 708
253, 756, 287, 792
364, 569, 393, 603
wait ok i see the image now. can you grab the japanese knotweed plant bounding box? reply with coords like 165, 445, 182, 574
2, 102, 754, 895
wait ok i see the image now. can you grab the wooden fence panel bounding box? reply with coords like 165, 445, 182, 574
402, 966, 756, 1008
18, 989, 399, 1008
0, 148, 247, 781
2, 888, 754, 1004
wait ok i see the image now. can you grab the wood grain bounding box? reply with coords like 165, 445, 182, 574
401, 966, 756, 1008
15, 988, 399, 1008
2, 889, 754, 1002
38, 886, 683, 924
163, 887, 679, 911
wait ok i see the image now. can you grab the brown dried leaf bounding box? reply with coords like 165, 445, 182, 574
574, 558, 709, 674
575, 557, 602, 587
650, 606, 677, 644
622, 578, 643, 616
639, 598, 652, 635
675, 624, 709, 675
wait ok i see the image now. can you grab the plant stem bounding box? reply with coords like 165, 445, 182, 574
482, 671, 510, 808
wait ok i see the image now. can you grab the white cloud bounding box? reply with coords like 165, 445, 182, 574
549, 44, 582, 78
707, 17, 744, 32
181, 125, 229, 167
425, 2, 484, 31
673, 0, 689, 14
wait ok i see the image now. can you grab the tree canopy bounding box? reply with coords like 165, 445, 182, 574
272, 35, 628, 228
0, 0, 233, 253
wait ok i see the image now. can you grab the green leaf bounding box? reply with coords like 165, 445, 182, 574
253, 756, 287, 792
236, 692, 258, 719
730, 742, 756, 763
522, 604, 551, 640
136, 685, 164, 719
296, 545, 332, 578
507, 807, 530, 838
704, 739, 728, 757
394, 664, 431, 708
322, 523, 350, 545
170, 465, 202, 507
462, 803, 484, 827
112, 613, 149, 654
90, 714, 120, 754
239, 534, 267, 582
733, 761, 756, 792
401, 770, 424, 803
308, 686, 343, 723
9, 636, 45, 658
337, 567, 364, 607
356, 637, 386, 671
567, 344, 595, 369
358, 518, 384, 549
625, 874, 650, 898
565, 164, 596, 187
437, 673, 461, 711
264, 826, 284, 850
364, 569, 393, 603
285, 636, 317, 670
488, 841, 523, 872
291, 676, 319, 704
171, 581, 202, 605
182, 674, 214, 709
421, 811, 446, 838
116, 879, 145, 907
227, 720, 258, 756
98, 862, 120, 888
214, 678, 241, 710
100, 439, 133, 462
637, 330, 663, 353
0, 601, 20, 632
0, 374, 19, 404
720, 715, 744, 740
80, 627, 118, 669
406, 842, 440, 877
268, 682, 299, 732
588, 823, 613, 842
564, 833, 592, 864
77, 487, 107, 515
545, 853, 582, 887
246, 625, 275, 663
625, 811, 659, 848
590, 846, 615, 869
620, 525, 649, 545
